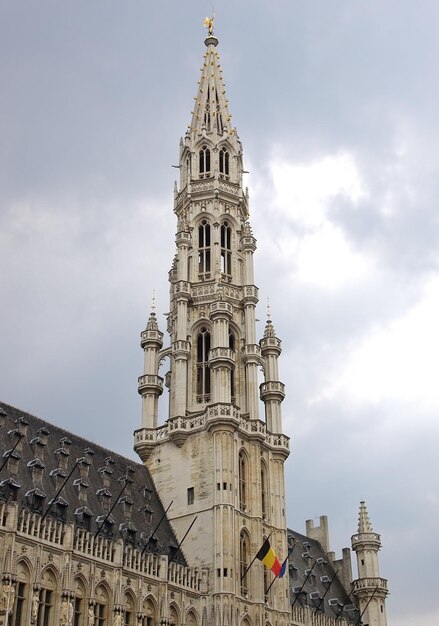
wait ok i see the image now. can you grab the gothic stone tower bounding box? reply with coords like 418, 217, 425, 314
134, 28, 291, 626
351, 502, 389, 626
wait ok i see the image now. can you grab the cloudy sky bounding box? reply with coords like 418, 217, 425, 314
1, 1, 438, 624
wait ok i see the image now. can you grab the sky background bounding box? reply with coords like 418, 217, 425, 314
1, 2, 438, 624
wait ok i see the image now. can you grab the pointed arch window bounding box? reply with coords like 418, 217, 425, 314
37, 569, 56, 626
238, 450, 247, 511
169, 606, 179, 626
220, 222, 232, 280
94, 585, 108, 626
199, 145, 211, 178
11, 562, 30, 626
74, 578, 86, 626
198, 220, 211, 279
240, 530, 250, 596
186, 157, 190, 186
261, 461, 268, 519
141, 598, 156, 626
216, 93, 224, 133
229, 331, 236, 403
219, 147, 229, 178
204, 86, 211, 131
196, 327, 211, 404
124, 594, 134, 626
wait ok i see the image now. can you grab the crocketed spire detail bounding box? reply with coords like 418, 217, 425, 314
358, 500, 373, 533
189, 32, 233, 140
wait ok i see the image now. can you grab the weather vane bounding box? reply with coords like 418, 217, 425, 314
203, 14, 215, 37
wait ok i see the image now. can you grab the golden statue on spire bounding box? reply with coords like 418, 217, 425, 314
203, 15, 214, 36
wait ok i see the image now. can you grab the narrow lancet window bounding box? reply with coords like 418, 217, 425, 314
220, 222, 232, 279
199, 145, 211, 178
229, 331, 236, 403
94, 586, 108, 626
198, 220, 211, 279
196, 328, 211, 404
240, 530, 250, 596
219, 147, 229, 178
261, 461, 268, 519
216, 93, 224, 133
204, 86, 211, 131
239, 450, 247, 511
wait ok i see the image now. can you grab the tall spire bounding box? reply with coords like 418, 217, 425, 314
135, 23, 291, 625
189, 23, 233, 140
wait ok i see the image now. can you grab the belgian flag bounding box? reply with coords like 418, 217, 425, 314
256, 539, 282, 576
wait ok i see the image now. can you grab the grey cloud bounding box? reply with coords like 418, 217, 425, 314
1, 3, 438, 625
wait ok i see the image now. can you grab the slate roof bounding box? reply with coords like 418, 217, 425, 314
0, 401, 185, 564
287, 529, 359, 623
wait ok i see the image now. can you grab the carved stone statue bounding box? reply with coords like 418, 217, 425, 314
31, 593, 40, 624
60, 598, 74, 626
113, 611, 123, 626
88, 605, 95, 626
0, 583, 9, 612
7, 584, 15, 614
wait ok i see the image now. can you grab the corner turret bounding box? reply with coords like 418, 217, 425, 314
259, 305, 286, 436
351, 501, 389, 626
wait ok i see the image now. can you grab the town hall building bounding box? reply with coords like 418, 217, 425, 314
0, 21, 388, 626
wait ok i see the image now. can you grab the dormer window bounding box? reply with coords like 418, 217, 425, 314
119, 495, 133, 518
120, 522, 137, 546
199, 145, 211, 178
0, 477, 21, 502
96, 515, 114, 538
75, 506, 93, 532
25, 488, 46, 514
219, 147, 229, 178
48, 497, 68, 522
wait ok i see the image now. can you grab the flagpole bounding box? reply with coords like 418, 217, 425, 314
356, 585, 379, 626
241, 533, 272, 582
334, 585, 355, 622
95, 476, 128, 537
168, 516, 198, 565
0, 433, 24, 474
265, 540, 297, 595
141, 500, 173, 555
315, 569, 338, 612
291, 559, 317, 609
41, 457, 82, 522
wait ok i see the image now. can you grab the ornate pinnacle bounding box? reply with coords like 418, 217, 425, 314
358, 501, 373, 533
264, 301, 277, 339
145, 291, 159, 331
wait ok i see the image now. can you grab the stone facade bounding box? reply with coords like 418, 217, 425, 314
0, 24, 389, 626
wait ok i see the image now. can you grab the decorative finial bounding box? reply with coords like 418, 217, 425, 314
203, 15, 215, 37
203, 12, 218, 47
267, 297, 271, 321
151, 290, 156, 315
